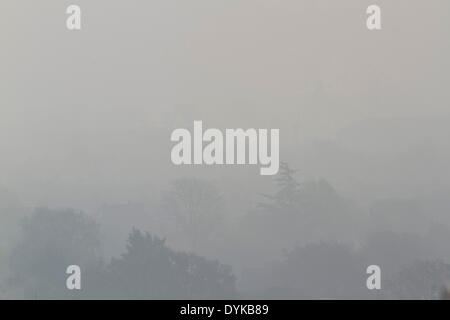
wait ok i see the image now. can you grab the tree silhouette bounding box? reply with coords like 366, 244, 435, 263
0, 188, 24, 298
8, 208, 102, 299
162, 178, 224, 251
258, 162, 300, 214
384, 260, 450, 299
103, 229, 237, 299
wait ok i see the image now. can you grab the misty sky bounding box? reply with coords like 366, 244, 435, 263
1, 0, 449, 207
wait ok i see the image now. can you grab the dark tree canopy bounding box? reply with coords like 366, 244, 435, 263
7, 208, 237, 299
99, 229, 237, 299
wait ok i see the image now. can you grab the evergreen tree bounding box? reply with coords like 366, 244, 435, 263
258, 162, 300, 213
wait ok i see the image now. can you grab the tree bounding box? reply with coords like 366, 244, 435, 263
162, 178, 224, 251
8, 208, 102, 299
245, 242, 368, 299
384, 260, 450, 299
6, 208, 237, 299
0, 188, 24, 298
258, 162, 300, 214
103, 229, 237, 299
239, 162, 363, 263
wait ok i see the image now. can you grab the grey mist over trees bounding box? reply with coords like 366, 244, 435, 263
1, 0, 450, 299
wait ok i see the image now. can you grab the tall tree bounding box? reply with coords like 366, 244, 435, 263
258, 162, 300, 213
163, 178, 223, 251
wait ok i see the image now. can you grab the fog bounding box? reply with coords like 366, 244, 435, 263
1, 0, 450, 299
